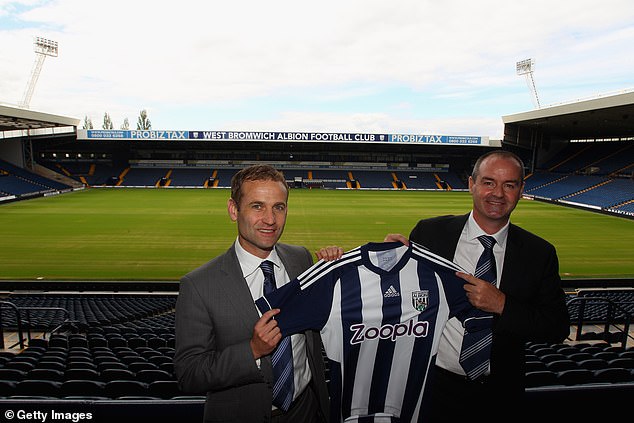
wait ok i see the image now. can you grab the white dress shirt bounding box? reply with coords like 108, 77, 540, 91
435, 212, 509, 375
234, 239, 312, 405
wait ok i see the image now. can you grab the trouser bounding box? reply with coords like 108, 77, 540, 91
429, 365, 506, 423
271, 385, 322, 423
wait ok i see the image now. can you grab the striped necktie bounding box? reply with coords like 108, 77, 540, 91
260, 260, 295, 411
459, 235, 496, 380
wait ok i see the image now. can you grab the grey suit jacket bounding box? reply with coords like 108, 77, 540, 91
173, 242, 330, 422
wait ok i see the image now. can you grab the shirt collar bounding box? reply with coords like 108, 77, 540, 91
466, 211, 509, 249
233, 237, 281, 278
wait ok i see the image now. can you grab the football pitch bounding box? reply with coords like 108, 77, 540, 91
0, 188, 632, 281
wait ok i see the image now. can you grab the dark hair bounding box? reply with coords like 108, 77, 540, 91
230, 164, 289, 206
471, 150, 525, 182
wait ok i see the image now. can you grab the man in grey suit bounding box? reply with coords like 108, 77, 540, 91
174, 164, 340, 422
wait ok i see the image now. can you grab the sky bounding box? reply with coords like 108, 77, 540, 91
1, 0, 633, 139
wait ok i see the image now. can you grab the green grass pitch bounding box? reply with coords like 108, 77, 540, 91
0, 188, 632, 281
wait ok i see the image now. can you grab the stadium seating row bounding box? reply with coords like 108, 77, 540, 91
0, 336, 184, 400
42, 162, 467, 191
0, 286, 632, 403
0, 378, 183, 400
1, 294, 176, 330
525, 341, 634, 386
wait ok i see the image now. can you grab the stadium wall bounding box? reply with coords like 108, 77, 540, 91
525, 195, 634, 220
0, 138, 24, 168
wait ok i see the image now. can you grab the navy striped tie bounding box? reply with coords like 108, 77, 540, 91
459, 235, 496, 380
260, 260, 294, 411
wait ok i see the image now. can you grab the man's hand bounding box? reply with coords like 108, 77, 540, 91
456, 271, 505, 315
384, 233, 409, 245
316, 246, 344, 261
250, 309, 282, 359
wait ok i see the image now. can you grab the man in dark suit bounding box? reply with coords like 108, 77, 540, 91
174, 164, 340, 422
387, 150, 569, 421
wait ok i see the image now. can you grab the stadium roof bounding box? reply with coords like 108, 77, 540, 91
2, 90, 633, 145
502, 90, 634, 147
0, 103, 79, 132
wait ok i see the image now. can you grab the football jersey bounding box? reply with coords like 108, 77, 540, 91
255, 241, 480, 423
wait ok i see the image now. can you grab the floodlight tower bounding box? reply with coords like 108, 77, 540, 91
516, 58, 540, 109
19, 36, 58, 109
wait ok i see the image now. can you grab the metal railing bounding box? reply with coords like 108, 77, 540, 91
0, 302, 75, 349
566, 296, 632, 348
0, 300, 26, 349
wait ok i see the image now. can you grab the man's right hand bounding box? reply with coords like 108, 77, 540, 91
250, 308, 282, 359
316, 246, 344, 261
384, 233, 409, 245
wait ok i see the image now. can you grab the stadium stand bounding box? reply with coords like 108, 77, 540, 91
526, 174, 611, 200
569, 178, 634, 208
523, 170, 567, 191
118, 167, 169, 187
43, 163, 472, 192
521, 142, 634, 216
211, 168, 239, 188
26, 138, 632, 221
540, 141, 634, 175
0, 294, 183, 401
306, 169, 349, 189
0, 159, 72, 199
343, 170, 393, 189
168, 167, 214, 187
88, 164, 127, 186
395, 171, 438, 189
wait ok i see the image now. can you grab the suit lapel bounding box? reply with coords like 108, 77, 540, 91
499, 224, 522, 292
219, 246, 275, 378
219, 244, 261, 332
277, 245, 304, 280
438, 214, 469, 260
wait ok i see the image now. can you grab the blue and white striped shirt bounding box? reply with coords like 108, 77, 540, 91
256, 241, 478, 423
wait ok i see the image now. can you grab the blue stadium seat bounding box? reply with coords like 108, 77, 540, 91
136, 369, 174, 383
65, 368, 100, 381
60, 379, 106, 398
0, 369, 27, 382
26, 368, 65, 382
148, 380, 182, 399
556, 369, 593, 385
104, 380, 150, 399
592, 367, 633, 384
14, 379, 62, 398
100, 369, 137, 382
525, 370, 558, 388
0, 380, 17, 397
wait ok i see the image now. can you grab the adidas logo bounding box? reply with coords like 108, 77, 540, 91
384, 285, 400, 298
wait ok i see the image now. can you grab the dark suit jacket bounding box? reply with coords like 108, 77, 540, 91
173, 242, 330, 423
409, 214, 570, 391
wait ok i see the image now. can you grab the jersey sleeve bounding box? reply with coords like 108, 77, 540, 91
435, 263, 494, 327
255, 262, 337, 337
418, 244, 491, 325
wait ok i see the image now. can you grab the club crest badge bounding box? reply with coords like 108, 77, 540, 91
412, 290, 429, 312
